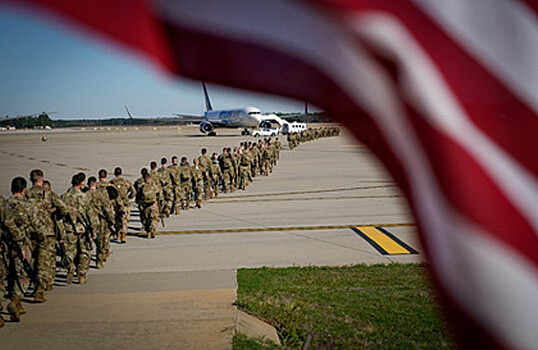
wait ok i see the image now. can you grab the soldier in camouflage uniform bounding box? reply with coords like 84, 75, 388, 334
61, 173, 99, 284
219, 148, 234, 193
25, 169, 67, 300
7, 177, 43, 319
138, 173, 159, 239
179, 157, 193, 209
237, 148, 251, 190
97, 169, 117, 256
86, 177, 115, 269
110, 167, 136, 244
134, 168, 149, 229
191, 158, 204, 208
167, 156, 181, 215
210, 153, 222, 198
1, 193, 31, 323
198, 148, 213, 200
157, 158, 173, 217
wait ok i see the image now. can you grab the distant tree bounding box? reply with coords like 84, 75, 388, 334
36, 113, 52, 127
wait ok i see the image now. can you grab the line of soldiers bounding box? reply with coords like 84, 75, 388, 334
134, 137, 283, 239
0, 137, 283, 326
0, 128, 339, 326
287, 126, 340, 150
0, 167, 137, 325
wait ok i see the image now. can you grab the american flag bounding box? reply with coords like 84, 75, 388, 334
2, 1, 537, 349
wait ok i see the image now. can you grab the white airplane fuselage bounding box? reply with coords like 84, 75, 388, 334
203, 106, 262, 128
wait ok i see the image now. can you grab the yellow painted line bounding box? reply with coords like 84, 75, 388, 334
130, 223, 415, 236
352, 226, 418, 255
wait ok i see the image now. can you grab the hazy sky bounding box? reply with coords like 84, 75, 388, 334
0, 5, 309, 120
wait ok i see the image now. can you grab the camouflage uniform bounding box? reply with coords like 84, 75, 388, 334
191, 164, 204, 208
26, 185, 67, 295
167, 163, 182, 214
237, 151, 251, 190
139, 181, 159, 238
1, 195, 30, 322
219, 152, 234, 193
110, 176, 136, 243
157, 166, 173, 216
87, 187, 115, 269
7, 194, 45, 312
210, 160, 222, 198
97, 180, 117, 254
179, 164, 193, 209
198, 154, 213, 200
134, 176, 146, 228
61, 187, 99, 284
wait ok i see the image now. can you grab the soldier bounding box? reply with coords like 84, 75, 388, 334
157, 158, 173, 217
97, 169, 118, 254
219, 148, 234, 193
274, 137, 282, 163
86, 176, 115, 269
61, 173, 98, 284
237, 148, 251, 190
179, 157, 193, 209
198, 148, 213, 200
110, 167, 136, 244
25, 169, 67, 299
210, 153, 222, 198
7, 177, 43, 318
134, 168, 149, 229
138, 173, 159, 239
191, 158, 204, 208
1, 192, 31, 323
168, 156, 181, 215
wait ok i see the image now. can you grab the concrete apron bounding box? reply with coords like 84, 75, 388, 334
0, 269, 280, 350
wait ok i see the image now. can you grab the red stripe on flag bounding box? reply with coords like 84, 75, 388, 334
313, 0, 538, 176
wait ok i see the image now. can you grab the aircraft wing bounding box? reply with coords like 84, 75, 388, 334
174, 114, 207, 122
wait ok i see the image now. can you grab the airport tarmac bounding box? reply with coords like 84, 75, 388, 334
0, 126, 421, 349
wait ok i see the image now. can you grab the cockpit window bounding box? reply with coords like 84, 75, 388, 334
248, 111, 261, 115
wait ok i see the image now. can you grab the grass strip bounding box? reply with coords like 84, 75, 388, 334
235, 264, 455, 349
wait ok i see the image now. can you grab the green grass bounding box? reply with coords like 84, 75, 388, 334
235, 264, 455, 349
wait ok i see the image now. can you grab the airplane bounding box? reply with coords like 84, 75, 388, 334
175, 83, 265, 136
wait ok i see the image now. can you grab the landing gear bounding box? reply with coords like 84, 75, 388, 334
208, 131, 217, 136
241, 129, 251, 136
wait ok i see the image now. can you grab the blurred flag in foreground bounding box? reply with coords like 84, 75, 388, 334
2, 0, 537, 349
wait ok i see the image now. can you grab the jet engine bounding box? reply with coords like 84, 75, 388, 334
199, 121, 215, 134
259, 120, 272, 129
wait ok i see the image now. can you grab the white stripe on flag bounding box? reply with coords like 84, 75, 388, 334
412, 0, 538, 112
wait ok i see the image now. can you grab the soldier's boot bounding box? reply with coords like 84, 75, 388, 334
13, 295, 26, 315
105, 249, 110, 258
0, 315, 5, 328
174, 206, 179, 215
150, 229, 156, 239
34, 288, 47, 303
196, 200, 202, 209
79, 274, 87, 284
7, 300, 20, 322
66, 266, 74, 285
96, 261, 104, 269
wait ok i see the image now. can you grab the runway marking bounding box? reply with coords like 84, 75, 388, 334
215, 194, 403, 203
352, 226, 418, 255
223, 184, 397, 199
135, 223, 415, 236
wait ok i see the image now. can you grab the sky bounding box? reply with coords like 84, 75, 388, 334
0, 5, 310, 120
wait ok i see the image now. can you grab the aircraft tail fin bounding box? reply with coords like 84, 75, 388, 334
202, 82, 213, 111
124, 105, 134, 119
